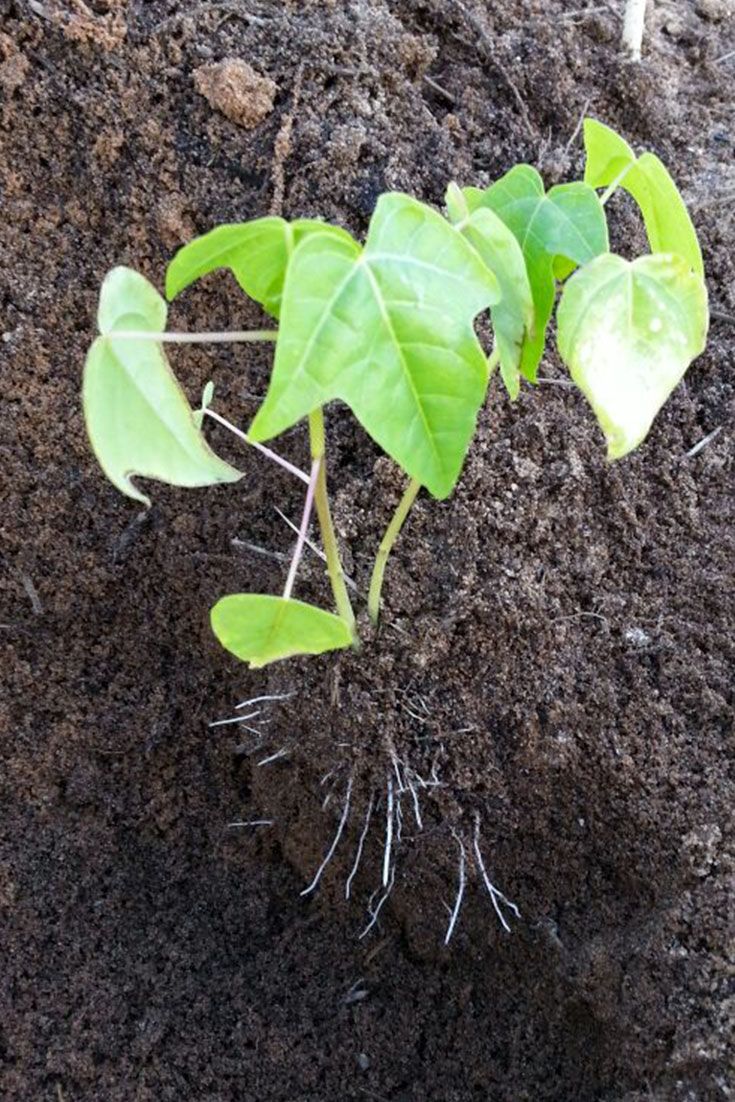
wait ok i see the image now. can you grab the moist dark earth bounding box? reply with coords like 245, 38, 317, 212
1, 1, 734, 1099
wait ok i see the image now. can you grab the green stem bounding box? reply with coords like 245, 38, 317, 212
600, 163, 634, 207
368, 477, 421, 625
308, 409, 357, 641
112, 329, 278, 343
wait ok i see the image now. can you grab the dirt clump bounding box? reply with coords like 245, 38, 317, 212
194, 57, 277, 129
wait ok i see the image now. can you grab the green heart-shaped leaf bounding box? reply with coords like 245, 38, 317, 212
83, 267, 241, 506
248, 192, 500, 499
166, 218, 355, 317
557, 253, 708, 459
465, 166, 609, 383
583, 118, 703, 278
211, 594, 352, 668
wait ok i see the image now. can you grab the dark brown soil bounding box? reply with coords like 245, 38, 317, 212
1, 1, 733, 1099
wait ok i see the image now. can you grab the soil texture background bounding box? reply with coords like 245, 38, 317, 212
1, 1, 733, 1099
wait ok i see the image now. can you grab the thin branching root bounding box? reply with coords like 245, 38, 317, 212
213, 693, 519, 945
444, 829, 467, 945
472, 813, 521, 933
301, 774, 354, 897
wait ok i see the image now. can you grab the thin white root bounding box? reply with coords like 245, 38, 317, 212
444, 831, 466, 945
228, 819, 274, 828
686, 426, 723, 458
395, 796, 404, 844
343, 978, 369, 1005
383, 777, 394, 887
301, 776, 354, 897
622, 0, 647, 61
390, 751, 406, 793
359, 866, 396, 940
208, 709, 261, 728
405, 772, 423, 830
232, 724, 265, 738
346, 794, 374, 900
472, 814, 521, 933
236, 692, 296, 711
413, 761, 443, 789
257, 747, 290, 767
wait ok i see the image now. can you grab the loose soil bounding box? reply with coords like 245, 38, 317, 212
1, 1, 733, 1099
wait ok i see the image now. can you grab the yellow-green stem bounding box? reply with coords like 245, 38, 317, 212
308, 409, 357, 641
368, 477, 421, 625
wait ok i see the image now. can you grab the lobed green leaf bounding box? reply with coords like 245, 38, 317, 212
83, 267, 241, 506
211, 593, 352, 668
248, 192, 501, 499
557, 252, 708, 459
166, 217, 355, 317
583, 118, 704, 278
466, 166, 609, 383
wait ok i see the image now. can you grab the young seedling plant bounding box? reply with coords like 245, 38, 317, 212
84, 118, 707, 668
83, 119, 708, 936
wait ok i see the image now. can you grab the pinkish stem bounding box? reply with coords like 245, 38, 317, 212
283, 457, 321, 600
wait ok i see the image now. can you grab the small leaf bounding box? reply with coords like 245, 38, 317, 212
445, 181, 469, 224
166, 217, 355, 317
193, 380, 215, 428
557, 253, 708, 459
451, 200, 534, 400
249, 193, 500, 499
83, 267, 241, 506
583, 118, 704, 278
211, 594, 352, 668
468, 166, 609, 382
201, 380, 215, 408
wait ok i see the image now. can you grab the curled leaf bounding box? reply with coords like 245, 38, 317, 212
583, 118, 704, 278
166, 218, 355, 317
83, 267, 240, 506
211, 594, 352, 668
557, 253, 708, 459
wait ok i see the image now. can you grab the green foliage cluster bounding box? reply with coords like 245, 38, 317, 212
83, 120, 709, 668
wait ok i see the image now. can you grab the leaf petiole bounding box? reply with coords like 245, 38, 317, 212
308, 409, 358, 641
282, 457, 321, 600
203, 408, 310, 484
487, 346, 501, 374
599, 164, 635, 207
110, 329, 278, 344
368, 477, 421, 625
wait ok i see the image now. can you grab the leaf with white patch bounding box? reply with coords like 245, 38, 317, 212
557, 253, 708, 459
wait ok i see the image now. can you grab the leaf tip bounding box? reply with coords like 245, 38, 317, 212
118, 472, 153, 508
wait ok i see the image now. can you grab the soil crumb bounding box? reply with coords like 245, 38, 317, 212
194, 58, 277, 129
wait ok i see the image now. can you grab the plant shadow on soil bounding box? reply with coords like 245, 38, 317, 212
1, 0, 733, 1099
